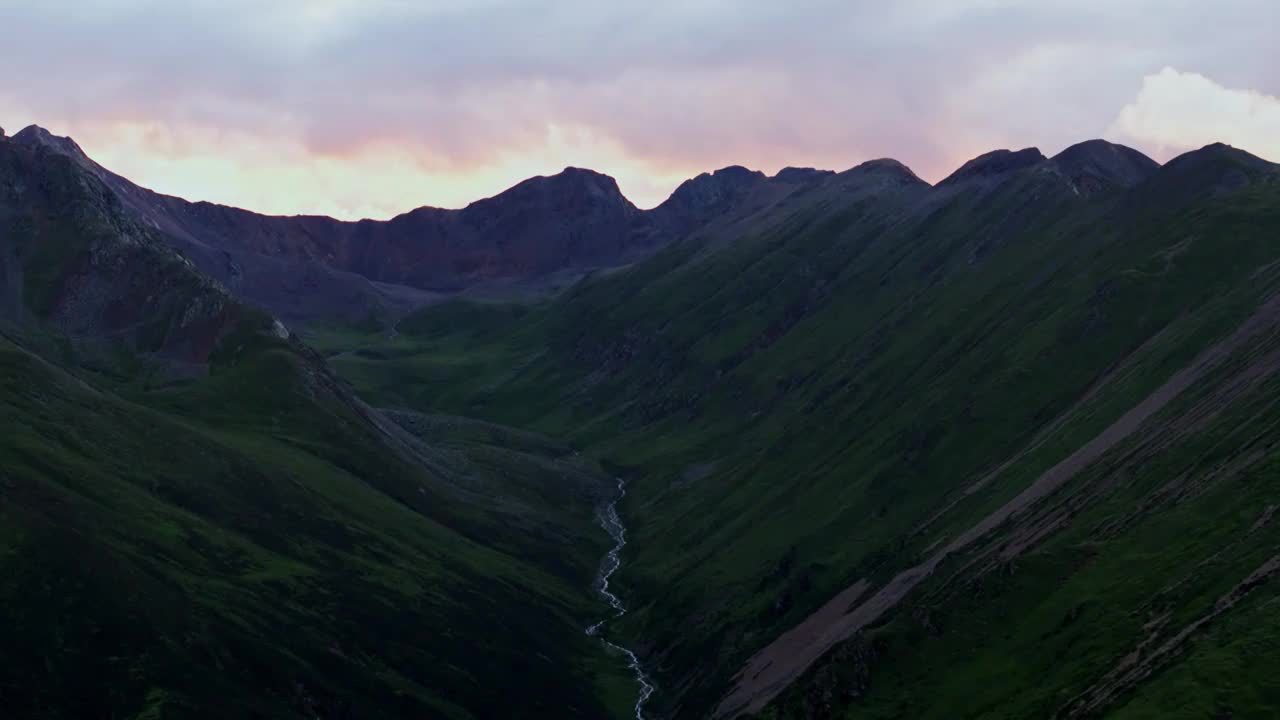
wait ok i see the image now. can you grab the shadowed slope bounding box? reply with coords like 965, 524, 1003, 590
314, 141, 1280, 719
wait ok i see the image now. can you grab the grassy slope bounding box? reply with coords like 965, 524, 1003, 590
311, 152, 1280, 718
0, 327, 643, 719
0, 324, 655, 718
1, 132, 649, 719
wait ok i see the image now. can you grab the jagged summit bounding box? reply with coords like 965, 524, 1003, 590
12, 124, 88, 159
773, 167, 835, 183
662, 165, 768, 209
1050, 139, 1159, 188
938, 147, 1047, 187
8, 121, 1275, 328
939, 147, 1048, 186
465, 166, 632, 212
712, 165, 768, 181
842, 158, 928, 185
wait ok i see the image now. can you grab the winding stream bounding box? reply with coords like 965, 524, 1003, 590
586, 478, 656, 720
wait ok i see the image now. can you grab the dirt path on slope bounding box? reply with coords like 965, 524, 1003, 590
714, 292, 1280, 718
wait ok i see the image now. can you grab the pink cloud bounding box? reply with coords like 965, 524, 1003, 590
2, 1, 1276, 216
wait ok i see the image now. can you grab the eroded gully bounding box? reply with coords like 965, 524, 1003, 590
585, 478, 656, 720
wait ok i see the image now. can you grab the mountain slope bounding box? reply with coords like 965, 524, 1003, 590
313, 141, 1280, 718
15, 126, 842, 327
0, 127, 634, 719
0, 129, 250, 370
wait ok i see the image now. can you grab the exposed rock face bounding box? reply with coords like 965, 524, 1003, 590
655, 165, 771, 229
0, 133, 252, 365
12, 125, 88, 158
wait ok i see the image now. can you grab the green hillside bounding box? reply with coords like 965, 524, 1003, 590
7, 123, 1280, 719
0, 134, 636, 719
312, 143, 1280, 718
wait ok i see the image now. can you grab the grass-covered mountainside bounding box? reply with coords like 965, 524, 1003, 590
312, 140, 1280, 718
7, 117, 1280, 719
0, 129, 637, 719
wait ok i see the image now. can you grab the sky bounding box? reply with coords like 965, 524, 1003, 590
1, 0, 1277, 220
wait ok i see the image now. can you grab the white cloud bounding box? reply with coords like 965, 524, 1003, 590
1107, 67, 1280, 162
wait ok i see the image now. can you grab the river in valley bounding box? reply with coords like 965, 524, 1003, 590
585, 478, 655, 720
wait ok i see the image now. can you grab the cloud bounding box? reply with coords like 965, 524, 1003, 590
1107, 68, 1280, 162
0, 1, 1276, 216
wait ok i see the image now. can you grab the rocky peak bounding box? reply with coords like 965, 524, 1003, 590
842, 158, 927, 185
938, 147, 1047, 187
1050, 140, 1159, 188
772, 167, 836, 183
663, 166, 767, 210
464, 166, 632, 217
12, 124, 88, 160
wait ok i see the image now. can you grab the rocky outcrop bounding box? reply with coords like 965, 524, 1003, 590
651, 165, 770, 230
937, 147, 1048, 187
0, 133, 255, 366
773, 167, 836, 183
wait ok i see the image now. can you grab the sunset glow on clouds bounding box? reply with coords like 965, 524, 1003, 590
1108, 68, 1280, 164
1, 0, 1276, 219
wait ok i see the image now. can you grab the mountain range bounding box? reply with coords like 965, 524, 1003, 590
2, 120, 1280, 719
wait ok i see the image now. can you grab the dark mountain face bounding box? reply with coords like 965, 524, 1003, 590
937, 146, 1048, 187
324, 139, 1280, 720
1138, 141, 1280, 203
0, 126, 625, 720
0, 130, 253, 367
1051, 138, 1161, 189
20, 127, 877, 326
9, 127, 682, 324
772, 167, 836, 183
11, 119, 1280, 720
654, 165, 771, 230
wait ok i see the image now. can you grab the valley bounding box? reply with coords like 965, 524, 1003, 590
4, 121, 1280, 719
586, 478, 657, 720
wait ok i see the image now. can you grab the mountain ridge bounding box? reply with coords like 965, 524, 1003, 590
6, 115, 1280, 720
312, 131, 1280, 719
14, 123, 1278, 337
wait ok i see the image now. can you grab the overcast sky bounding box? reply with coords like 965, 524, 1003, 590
1, 0, 1277, 219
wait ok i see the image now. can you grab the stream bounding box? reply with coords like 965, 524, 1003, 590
586, 478, 656, 720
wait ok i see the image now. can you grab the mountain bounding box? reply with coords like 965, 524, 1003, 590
315, 140, 1280, 719
13, 126, 846, 327
937, 147, 1048, 187
0, 129, 253, 371
0, 127, 637, 718
12, 125, 675, 324
7, 124, 1280, 720
1050, 138, 1161, 190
